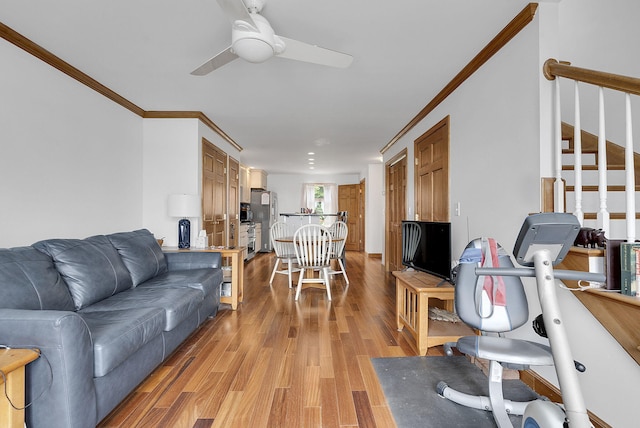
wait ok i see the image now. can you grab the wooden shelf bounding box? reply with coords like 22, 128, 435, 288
558, 247, 640, 365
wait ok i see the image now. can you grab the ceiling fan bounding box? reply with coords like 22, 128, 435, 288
191, 0, 353, 75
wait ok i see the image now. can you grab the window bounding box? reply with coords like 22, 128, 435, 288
314, 185, 325, 215
302, 183, 337, 224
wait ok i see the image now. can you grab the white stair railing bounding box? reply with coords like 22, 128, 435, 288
596, 87, 610, 235
544, 59, 639, 241
625, 93, 636, 242
573, 81, 584, 225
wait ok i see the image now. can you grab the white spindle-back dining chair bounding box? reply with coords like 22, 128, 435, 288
292, 224, 332, 301
327, 220, 349, 284
270, 221, 299, 288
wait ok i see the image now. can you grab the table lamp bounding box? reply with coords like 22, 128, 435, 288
168, 194, 201, 248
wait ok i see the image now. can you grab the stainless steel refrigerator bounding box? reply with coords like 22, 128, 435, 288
250, 189, 278, 252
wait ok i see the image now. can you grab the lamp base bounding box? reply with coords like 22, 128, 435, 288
178, 218, 191, 249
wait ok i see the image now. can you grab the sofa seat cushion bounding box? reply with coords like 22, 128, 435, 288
33, 235, 133, 310
0, 247, 75, 310
81, 286, 204, 331
137, 268, 222, 297
78, 307, 165, 377
107, 229, 168, 286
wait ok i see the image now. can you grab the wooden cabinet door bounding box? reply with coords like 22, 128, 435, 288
228, 157, 239, 248
338, 184, 360, 251
203, 140, 227, 247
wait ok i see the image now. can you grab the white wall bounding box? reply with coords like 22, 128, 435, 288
365, 163, 384, 254
0, 37, 143, 247
142, 119, 200, 247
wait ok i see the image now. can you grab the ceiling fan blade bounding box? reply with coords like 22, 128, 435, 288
191, 47, 239, 75
276, 36, 353, 68
216, 0, 258, 31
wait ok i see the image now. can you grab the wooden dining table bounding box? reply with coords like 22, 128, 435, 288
274, 236, 346, 267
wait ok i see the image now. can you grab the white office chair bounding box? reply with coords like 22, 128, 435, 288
292, 224, 333, 301
327, 220, 349, 284
269, 221, 299, 288
401, 221, 422, 270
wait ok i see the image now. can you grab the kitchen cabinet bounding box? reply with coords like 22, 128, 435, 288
250, 169, 267, 190
239, 223, 249, 259
239, 165, 251, 203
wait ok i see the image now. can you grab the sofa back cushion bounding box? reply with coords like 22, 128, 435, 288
33, 235, 133, 310
0, 247, 75, 310
107, 229, 168, 286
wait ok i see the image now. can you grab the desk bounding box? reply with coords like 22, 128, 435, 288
393, 270, 474, 355
163, 247, 245, 310
0, 348, 39, 428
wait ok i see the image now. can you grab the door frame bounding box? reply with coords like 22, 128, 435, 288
384, 148, 407, 271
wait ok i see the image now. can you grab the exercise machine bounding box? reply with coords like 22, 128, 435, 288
438, 213, 605, 427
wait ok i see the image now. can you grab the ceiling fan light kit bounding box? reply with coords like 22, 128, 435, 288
231, 14, 281, 63
191, 0, 353, 75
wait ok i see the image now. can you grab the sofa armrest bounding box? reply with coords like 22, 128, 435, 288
0, 309, 97, 428
163, 251, 222, 270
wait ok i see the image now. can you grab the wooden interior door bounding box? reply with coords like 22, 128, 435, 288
415, 117, 450, 222
359, 179, 365, 252
385, 150, 407, 271
338, 184, 361, 251
228, 157, 239, 248
202, 140, 227, 247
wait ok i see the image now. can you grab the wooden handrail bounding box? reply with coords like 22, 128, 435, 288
543, 58, 640, 96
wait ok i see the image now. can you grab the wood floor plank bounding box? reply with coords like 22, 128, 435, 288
98, 251, 431, 427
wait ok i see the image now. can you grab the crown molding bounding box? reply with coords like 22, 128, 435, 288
380, 2, 539, 154
0, 20, 241, 151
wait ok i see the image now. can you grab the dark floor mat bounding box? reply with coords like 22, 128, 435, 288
372, 356, 539, 427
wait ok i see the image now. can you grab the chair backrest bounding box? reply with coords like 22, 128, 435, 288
401, 222, 421, 265
328, 221, 348, 256
293, 224, 332, 268
270, 221, 294, 257
455, 237, 529, 332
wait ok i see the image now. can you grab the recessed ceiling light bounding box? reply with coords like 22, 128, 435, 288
309, 166, 315, 170
308, 161, 314, 165
308, 158, 315, 161
308, 152, 315, 155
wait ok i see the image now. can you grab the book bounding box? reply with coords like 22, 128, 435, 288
605, 240, 623, 290
620, 242, 640, 296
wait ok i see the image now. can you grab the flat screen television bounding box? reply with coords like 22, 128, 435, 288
401, 220, 452, 281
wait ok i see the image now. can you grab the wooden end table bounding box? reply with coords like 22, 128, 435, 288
393, 270, 474, 355
0, 348, 39, 428
163, 246, 245, 310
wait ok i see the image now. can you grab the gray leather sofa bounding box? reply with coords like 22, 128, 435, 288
0, 229, 223, 428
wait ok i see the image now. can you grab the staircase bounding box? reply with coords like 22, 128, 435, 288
560, 122, 640, 240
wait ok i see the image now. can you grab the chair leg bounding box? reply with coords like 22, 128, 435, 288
323, 267, 332, 301
338, 259, 349, 284
295, 268, 305, 300
287, 259, 293, 288
269, 258, 280, 284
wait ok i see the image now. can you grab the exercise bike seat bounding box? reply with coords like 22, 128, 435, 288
456, 335, 554, 369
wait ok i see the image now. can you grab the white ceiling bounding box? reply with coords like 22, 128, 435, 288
1, 0, 532, 175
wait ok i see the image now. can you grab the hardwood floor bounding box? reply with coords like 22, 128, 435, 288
98, 252, 444, 428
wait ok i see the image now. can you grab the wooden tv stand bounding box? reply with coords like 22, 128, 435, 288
393, 270, 474, 355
